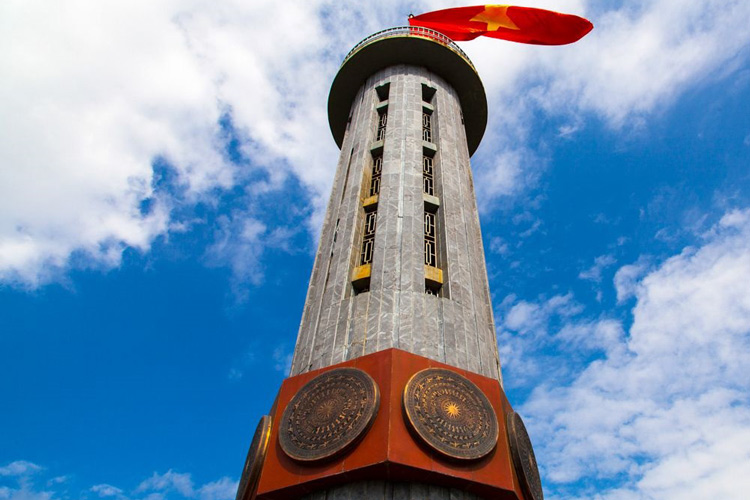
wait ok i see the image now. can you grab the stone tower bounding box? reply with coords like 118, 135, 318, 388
236, 27, 543, 500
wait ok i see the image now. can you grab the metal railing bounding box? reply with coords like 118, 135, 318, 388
341, 26, 476, 71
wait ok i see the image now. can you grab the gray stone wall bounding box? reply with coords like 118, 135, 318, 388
301, 481, 484, 500
290, 65, 502, 383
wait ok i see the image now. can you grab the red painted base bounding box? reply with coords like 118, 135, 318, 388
254, 348, 525, 499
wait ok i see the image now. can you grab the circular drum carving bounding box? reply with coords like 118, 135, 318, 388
235, 415, 272, 500
507, 411, 544, 500
403, 368, 498, 460
279, 367, 380, 462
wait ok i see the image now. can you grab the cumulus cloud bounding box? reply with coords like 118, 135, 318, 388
197, 478, 237, 500
466, 0, 750, 205
3, 0, 749, 287
514, 209, 750, 498
0, 1, 223, 286
1, 463, 235, 500
579, 254, 617, 283
497, 293, 593, 388
0, 461, 41, 477
272, 344, 294, 374
614, 257, 650, 302
0, 0, 353, 287
136, 470, 194, 497
135, 470, 235, 500
0, 461, 49, 500
91, 484, 126, 498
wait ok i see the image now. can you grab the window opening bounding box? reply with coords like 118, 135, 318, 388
376, 82, 390, 102
377, 110, 387, 141
370, 155, 382, 196
423, 156, 434, 196
422, 111, 432, 142
424, 212, 437, 268
360, 212, 377, 266
421, 83, 436, 103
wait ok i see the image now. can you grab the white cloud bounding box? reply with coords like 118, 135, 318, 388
517, 208, 750, 498
467, 0, 750, 204
0, 1, 223, 287
0, 0, 359, 287
137, 470, 193, 497
205, 215, 267, 288
0, 486, 52, 500
197, 478, 236, 500
534, 0, 750, 126
0, 461, 41, 477
3, 0, 749, 287
579, 254, 617, 283
273, 344, 293, 375
0, 461, 49, 500
614, 258, 650, 302
134, 470, 235, 500
503, 293, 583, 335
498, 293, 592, 388
0, 462, 235, 500
91, 484, 125, 498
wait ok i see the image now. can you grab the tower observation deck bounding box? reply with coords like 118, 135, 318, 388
237, 27, 543, 500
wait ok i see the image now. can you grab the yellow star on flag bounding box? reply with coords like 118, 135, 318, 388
469, 5, 520, 31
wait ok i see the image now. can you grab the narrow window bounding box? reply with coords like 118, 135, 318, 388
361, 211, 377, 265
377, 110, 387, 141
422, 156, 434, 196
424, 212, 437, 268
422, 111, 432, 143
352, 86, 389, 295
424, 207, 443, 296
422, 84, 443, 296
376, 82, 390, 102
421, 83, 436, 103
370, 155, 382, 196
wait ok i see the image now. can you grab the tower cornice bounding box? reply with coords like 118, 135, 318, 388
328, 27, 488, 156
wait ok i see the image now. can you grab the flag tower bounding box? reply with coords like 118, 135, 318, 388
236, 27, 543, 500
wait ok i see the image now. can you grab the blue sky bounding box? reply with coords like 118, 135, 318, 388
2, 1, 750, 499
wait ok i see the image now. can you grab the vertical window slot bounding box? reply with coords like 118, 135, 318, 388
376, 82, 390, 102
424, 212, 437, 268
423, 156, 434, 196
377, 110, 387, 141
370, 155, 382, 196
421, 83, 436, 103
422, 111, 432, 143
360, 211, 377, 266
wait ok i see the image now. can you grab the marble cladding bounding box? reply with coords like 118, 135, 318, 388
301, 481, 484, 500
289, 65, 502, 384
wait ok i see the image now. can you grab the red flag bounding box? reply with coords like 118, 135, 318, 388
408, 5, 593, 45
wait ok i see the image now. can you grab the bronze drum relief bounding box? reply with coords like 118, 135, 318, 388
507, 411, 544, 500
235, 415, 272, 500
279, 367, 379, 462
403, 368, 498, 460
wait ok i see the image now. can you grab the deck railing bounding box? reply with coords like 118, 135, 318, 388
341, 26, 476, 71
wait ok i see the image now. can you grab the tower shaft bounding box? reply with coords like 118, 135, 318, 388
292, 64, 500, 382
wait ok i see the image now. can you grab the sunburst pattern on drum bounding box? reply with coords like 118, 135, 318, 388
279, 367, 379, 462
403, 368, 498, 460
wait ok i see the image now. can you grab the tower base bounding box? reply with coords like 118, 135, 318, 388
249, 348, 528, 500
